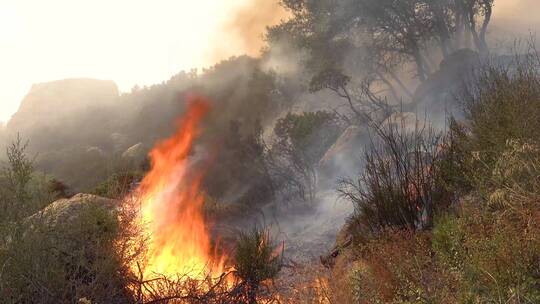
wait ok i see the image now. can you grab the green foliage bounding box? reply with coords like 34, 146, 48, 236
0, 135, 55, 223
0, 201, 134, 304
431, 198, 540, 304
271, 111, 342, 201
204, 120, 274, 209
453, 55, 540, 192
432, 215, 466, 272
234, 227, 283, 287
92, 171, 143, 199
340, 53, 540, 304
274, 111, 341, 165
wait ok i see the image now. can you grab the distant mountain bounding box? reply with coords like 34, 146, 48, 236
7, 78, 120, 150
2, 56, 288, 192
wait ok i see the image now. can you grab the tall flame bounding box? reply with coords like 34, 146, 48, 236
135, 97, 226, 280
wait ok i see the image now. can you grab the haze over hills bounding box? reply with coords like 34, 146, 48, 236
1, 56, 289, 192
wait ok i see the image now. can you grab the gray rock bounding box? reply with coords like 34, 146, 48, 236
382, 112, 418, 133
122, 143, 146, 162
30, 193, 118, 227
110, 132, 129, 152
413, 49, 479, 106
319, 126, 363, 167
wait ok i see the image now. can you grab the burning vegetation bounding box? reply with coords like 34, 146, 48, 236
125, 98, 285, 303
1, 1, 540, 303
133, 98, 227, 281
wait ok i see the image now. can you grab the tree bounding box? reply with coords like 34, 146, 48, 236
270, 111, 342, 202
269, 0, 494, 120
204, 120, 274, 208
0, 135, 50, 223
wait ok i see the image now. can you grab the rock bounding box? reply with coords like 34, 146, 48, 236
413, 49, 480, 106
31, 193, 118, 227
110, 132, 129, 152
318, 126, 365, 181
7, 78, 119, 134
122, 143, 147, 162
382, 112, 418, 133
86, 146, 105, 158
319, 126, 363, 167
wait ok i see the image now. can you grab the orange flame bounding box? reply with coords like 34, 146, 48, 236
135, 97, 226, 280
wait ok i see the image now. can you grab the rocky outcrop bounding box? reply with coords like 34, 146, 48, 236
382, 112, 418, 132
31, 193, 118, 227
7, 78, 119, 134
4, 79, 123, 191
413, 49, 479, 106
319, 126, 363, 168
122, 143, 147, 163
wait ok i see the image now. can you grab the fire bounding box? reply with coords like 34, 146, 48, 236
134, 97, 227, 280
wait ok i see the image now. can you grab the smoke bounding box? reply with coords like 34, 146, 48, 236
4, 0, 540, 263
494, 0, 540, 31
206, 0, 290, 62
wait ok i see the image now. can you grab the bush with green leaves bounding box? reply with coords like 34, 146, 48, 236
451, 51, 540, 190
0, 198, 135, 304
234, 227, 283, 304
270, 111, 343, 201
432, 141, 540, 303
92, 171, 143, 199
0, 137, 142, 303
0, 135, 55, 223
432, 203, 540, 303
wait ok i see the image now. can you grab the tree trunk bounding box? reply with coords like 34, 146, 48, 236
413, 49, 428, 82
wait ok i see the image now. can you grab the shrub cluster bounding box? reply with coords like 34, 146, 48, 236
334, 52, 540, 303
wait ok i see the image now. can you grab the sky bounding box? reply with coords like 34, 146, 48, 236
0, 0, 285, 123
0, 0, 538, 123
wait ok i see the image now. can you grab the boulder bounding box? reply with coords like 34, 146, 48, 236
110, 132, 129, 152
86, 146, 106, 158
413, 49, 479, 106
319, 126, 363, 168
7, 78, 119, 134
122, 142, 147, 162
31, 193, 118, 227
382, 112, 418, 133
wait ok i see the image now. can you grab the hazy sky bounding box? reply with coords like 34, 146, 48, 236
0, 0, 537, 123
0, 0, 284, 123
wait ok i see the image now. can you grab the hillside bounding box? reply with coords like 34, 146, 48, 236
1, 1, 539, 303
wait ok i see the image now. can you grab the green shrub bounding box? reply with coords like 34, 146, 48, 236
432, 215, 466, 273
452, 200, 540, 304
234, 227, 283, 303
432, 137, 540, 303
271, 111, 343, 201
0, 203, 135, 303
0, 135, 49, 223
453, 52, 540, 191
92, 171, 143, 199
